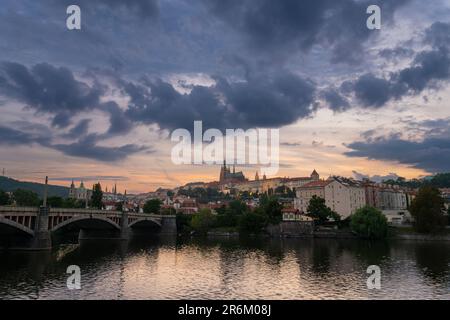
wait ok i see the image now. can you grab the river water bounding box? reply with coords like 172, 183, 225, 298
0, 237, 449, 300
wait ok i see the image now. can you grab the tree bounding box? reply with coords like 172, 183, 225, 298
263, 197, 282, 224
0, 189, 11, 205
115, 201, 124, 212
47, 196, 64, 208
307, 195, 339, 224
216, 200, 248, 227
91, 183, 104, 209
239, 208, 268, 234
350, 206, 388, 239
167, 190, 175, 197
190, 208, 216, 234
13, 189, 40, 206
62, 198, 84, 209
176, 212, 193, 234
161, 207, 176, 215
410, 186, 447, 234
143, 199, 162, 214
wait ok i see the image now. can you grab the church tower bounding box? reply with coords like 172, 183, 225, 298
69, 180, 76, 199
311, 169, 320, 181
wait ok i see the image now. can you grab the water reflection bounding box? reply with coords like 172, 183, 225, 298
0, 237, 449, 300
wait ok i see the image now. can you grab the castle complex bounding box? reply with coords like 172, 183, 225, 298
219, 160, 247, 184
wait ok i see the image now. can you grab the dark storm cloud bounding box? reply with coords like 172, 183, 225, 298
53, 136, 150, 162
0, 123, 147, 162
124, 72, 317, 131
0, 126, 42, 146
321, 88, 350, 111
63, 119, 91, 139
99, 101, 134, 138
0, 62, 102, 127
203, 0, 410, 64
351, 73, 392, 107
345, 118, 450, 173
424, 21, 450, 48
343, 22, 450, 109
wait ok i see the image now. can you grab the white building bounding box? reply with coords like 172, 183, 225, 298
295, 176, 366, 219
68, 180, 92, 201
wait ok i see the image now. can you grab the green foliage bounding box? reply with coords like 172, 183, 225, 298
274, 185, 296, 198
13, 189, 40, 206
238, 208, 268, 234
190, 208, 216, 234
0, 189, 11, 205
307, 195, 339, 224
47, 196, 64, 208
167, 190, 175, 197
383, 173, 450, 189
177, 187, 224, 203
350, 206, 388, 239
91, 183, 104, 209
62, 198, 85, 208
0, 176, 69, 198
263, 197, 282, 224
216, 200, 248, 227
410, 186, 447, 234
143, 199, 162, 214
115, 201, 124, 212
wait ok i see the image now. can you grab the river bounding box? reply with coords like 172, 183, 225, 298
0, 237, 449, 300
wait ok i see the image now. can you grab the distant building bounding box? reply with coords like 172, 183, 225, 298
177, 198, 198, 215
231, 170, 320, 194
68, 180, 92, 201
219, 160, 247, 184
282, 208, 313, 222
295, 176, 366, 219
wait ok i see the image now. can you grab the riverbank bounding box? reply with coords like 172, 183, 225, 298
205, 225, 450, 241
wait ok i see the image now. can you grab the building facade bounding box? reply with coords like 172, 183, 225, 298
295, 176, 366, 219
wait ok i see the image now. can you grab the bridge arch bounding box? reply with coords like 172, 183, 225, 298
0, 216, 34, 237
129, 218, 162, 228
51, 215, 121, 233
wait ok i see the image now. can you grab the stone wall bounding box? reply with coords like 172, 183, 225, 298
267, 221, 314, 237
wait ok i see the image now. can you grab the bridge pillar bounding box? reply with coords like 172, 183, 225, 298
160, 216, 177, 235
120, 211, 130, 240
31, 206, 52, 250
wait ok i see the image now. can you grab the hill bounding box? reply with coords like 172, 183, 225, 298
0, 176, 69, 198
383, 173, 450, 189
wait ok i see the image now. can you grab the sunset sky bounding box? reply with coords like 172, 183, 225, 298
1, 0, 450, 193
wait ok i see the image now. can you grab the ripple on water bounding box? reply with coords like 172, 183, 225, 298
0, 238, 449, 300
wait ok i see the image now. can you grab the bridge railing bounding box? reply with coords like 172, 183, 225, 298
0, 206, 39, 214
0, 206, 175, 218
49, 208, 122, 215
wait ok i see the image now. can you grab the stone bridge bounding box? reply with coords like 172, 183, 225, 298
0, 206, 177, 250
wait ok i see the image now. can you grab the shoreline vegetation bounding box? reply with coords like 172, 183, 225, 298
199, 225, 450, 242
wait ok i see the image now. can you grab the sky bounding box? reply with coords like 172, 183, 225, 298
0, 0, 450, 193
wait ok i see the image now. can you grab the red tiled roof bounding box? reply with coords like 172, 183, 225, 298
301, 180, 331, 188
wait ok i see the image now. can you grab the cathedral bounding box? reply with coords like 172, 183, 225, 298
68, 180, 92, 200
219, 160, 248, 184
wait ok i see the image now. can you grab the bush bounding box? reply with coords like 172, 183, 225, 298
13, 189, 40, 207
143, 199, 162, 214
176, 213, 192, 234
238, 208, 268, 234
190, 209, 216, 234
0, 189, 11, 205
350, 206, 388, 239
